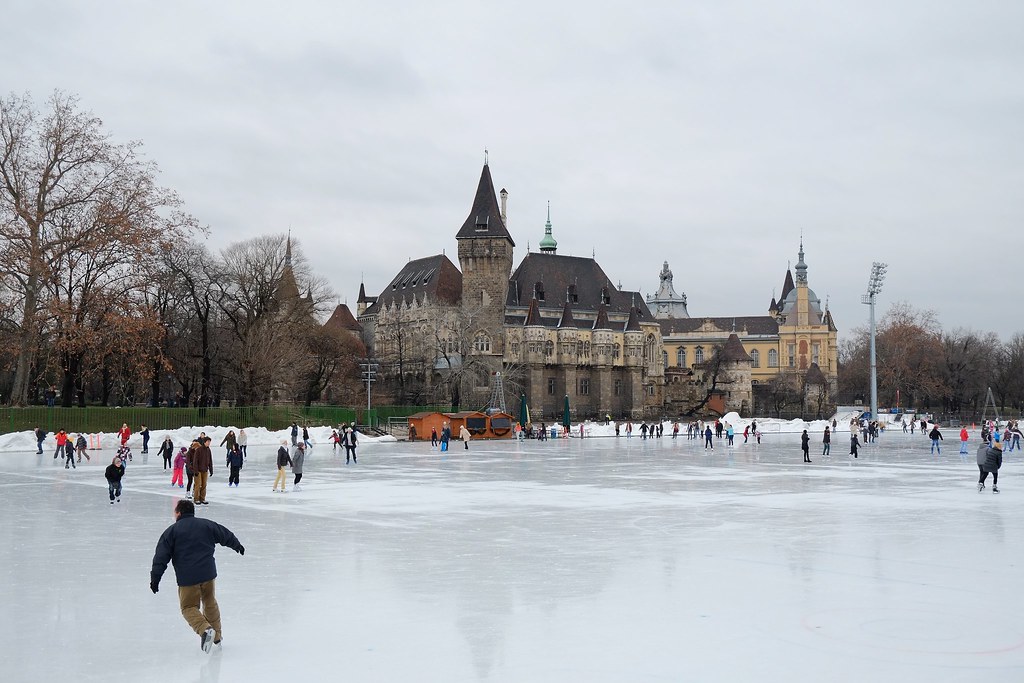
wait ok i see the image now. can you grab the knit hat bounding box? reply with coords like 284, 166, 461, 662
994, 441, 1004, 451
179, 446, 187, 453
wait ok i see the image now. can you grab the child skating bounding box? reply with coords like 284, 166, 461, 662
172, 447, 187, 488
105, 455, 125, 504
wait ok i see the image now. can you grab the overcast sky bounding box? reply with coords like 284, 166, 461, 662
6, 1, 1022, 339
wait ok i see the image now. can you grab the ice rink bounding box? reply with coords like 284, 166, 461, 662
3, 429, 1023, 682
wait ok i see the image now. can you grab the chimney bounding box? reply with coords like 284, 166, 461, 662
500, 188, 508, 225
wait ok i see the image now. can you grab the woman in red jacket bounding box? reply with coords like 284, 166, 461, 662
118, 423, 132, 447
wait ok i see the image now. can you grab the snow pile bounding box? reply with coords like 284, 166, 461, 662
0, 425, 396, 454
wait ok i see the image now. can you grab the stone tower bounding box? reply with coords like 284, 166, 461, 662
456, 161, 516, 403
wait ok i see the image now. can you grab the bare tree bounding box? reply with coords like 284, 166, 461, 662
0, 91, 185, 404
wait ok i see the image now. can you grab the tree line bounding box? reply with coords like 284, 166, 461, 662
837, 302, 1024, 418
0, 91, 364, 407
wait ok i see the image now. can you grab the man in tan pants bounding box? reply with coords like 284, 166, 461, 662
189, 437, 214, 505
151, 499, 244, 652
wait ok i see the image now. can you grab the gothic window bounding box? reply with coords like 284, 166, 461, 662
613, 344, 621, 359
676, 347, 686, 367
768, 349, 779, 367
578, 378, 590, 396
695, 346, 705, 364
663, 351, 668, 368
544, 340, 554, 357
750, 349, 760, 368
510, 342, 519, 356
812, 343, 820, 366
787, 343, 796, 368
582, 341, 590, 357
474, 333, 491, 353
614, 379, 622, 396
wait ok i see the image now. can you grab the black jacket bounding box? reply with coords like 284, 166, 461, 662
151, 512, 243, 587
277, 446, 293, 468
105, 463, 125, 483
158, 439, 175, 458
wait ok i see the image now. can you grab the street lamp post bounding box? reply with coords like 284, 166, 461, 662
861, 262, 887, 422
360, 358, 379, 424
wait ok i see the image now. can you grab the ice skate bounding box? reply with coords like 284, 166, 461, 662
993, 485, 999, 494
978, 482, 985, 492
201, 628, 214, 653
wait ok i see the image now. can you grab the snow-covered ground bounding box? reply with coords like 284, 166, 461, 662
0, 410, 949, 454
3, 428, 1021, 682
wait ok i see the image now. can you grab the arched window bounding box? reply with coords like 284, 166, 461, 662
544, 340, 554, 357
676, 347, 687, 367
613, 344, 621, 359
750, 349, 760, 368
695, 346, 705, 364
662, 350, 668, 368
768, 349, 779, 367
474, 333, 491, 353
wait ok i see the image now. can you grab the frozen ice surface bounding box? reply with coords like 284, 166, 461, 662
3, 430, 1023, 682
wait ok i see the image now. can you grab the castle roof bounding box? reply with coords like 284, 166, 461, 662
719, 333, 752, 362
362, 253, 462, 315
658, 316, 779, 336
323, 304, 363, 334
557, 299, 575, 328
625, 306, 641, 331
455, 163, 515, 246
524, 297, 543, 326
507, 252, 642, 317
805, 362, 827, 385
779, 269, 795, 304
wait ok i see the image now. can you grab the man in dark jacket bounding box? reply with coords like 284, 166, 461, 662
977, 440, 1003, 493
34, 426, 46, 454
151, 499, 244, 652
190, 438, 214, 505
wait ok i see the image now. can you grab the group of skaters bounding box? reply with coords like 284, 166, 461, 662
427, 421, 471, 451
35, 420, 363, 502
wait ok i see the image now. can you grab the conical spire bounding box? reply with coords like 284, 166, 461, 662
593, 303, 611, 330
285, 231, 292, 269
779, 269, 795, 303
456, 163, 516, 246
557, 298, 575, 328
625, 306, 641, 332
524, 296, 543, 326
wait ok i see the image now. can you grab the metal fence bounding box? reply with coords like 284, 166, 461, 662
0, 405, 453, 434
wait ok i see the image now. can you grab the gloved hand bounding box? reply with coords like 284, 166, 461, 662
150, 582, 159, 594
238, 545, 245, 556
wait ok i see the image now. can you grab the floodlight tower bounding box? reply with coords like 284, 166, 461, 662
860, 262, 887, 421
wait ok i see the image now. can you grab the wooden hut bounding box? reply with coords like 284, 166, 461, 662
485, 411, 514, 439
446, 411, 488, 439
406, 411, 446, 442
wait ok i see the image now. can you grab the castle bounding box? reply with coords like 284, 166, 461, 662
358, 161, 837, 419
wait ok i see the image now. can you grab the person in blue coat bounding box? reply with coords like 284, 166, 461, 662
150, 499, 244, 652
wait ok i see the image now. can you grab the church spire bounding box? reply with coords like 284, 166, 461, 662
285, 230, 293, 269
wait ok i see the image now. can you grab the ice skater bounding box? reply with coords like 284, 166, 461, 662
977, 439, 1003, 493
822, 426, 831, 456
929, 424, 943, 454
172, 447, 187, 488
460, 424, 471, 449
801, 430, 811, 462
118, 423, 131, 449
190, 437, 213, 506
704, 425, 714, 450
226, 444, 243, 487
219, 430, 237, 458
343, 424, 358, 463
184, 442, 197, 498
959, 427, 969, 455
140, 424, 150, 454
54, 429, 68, 461
273, 441, 292, 492
237, 429, 248, 459
63, 437, 75, 468
431, 426, 438, 449
850, 432, 859, 458
75, 433, 89, 463
150, 499, 244, 653
34, 426, 46, 455
291, 442, 305, 490
105, 455, 125, 503
302, 425, 312, 450
158, 435, 175, 469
